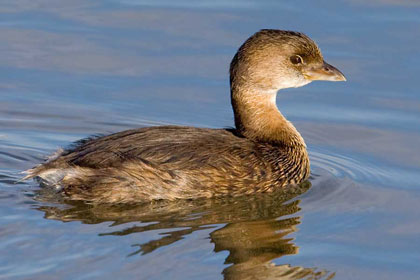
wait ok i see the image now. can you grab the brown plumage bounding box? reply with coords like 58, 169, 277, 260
24, 29, 346, 203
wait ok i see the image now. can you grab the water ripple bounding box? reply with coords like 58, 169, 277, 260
309, 150, 389, 186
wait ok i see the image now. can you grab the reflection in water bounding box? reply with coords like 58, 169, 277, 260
36, 181, 334, 279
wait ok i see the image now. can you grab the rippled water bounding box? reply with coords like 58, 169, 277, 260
1, 1, 420, 279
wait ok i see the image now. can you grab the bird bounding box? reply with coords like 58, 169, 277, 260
23, 29, 346, 204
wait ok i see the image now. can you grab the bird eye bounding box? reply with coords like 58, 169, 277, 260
290, 55, 303, 65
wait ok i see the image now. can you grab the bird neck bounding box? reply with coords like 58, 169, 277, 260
231, 86, 306, 147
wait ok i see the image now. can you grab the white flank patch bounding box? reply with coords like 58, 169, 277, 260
36, 168, 80, 190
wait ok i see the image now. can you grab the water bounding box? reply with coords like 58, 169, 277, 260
1, 0, 420, 279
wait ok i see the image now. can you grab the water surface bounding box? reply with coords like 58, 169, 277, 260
1, 1, 420, 279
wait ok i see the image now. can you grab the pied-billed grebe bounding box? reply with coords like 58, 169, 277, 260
24, 29, 345, 203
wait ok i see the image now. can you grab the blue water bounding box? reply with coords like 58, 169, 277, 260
1, 1, 420, 279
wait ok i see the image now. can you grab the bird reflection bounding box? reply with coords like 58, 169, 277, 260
35, 181, 335, 279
